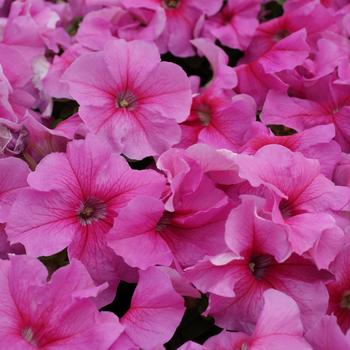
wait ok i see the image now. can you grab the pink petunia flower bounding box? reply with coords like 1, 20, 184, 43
117, 267, 185, 350
0, 255, 123, 349
186, 196, 330, 331
242, 2, 333, 66
176, 38, 260, 151
261, 74, 350, 152
242, 124, 342, 179
8, 0, 71, 53
200, 0, 261, 51
180, 290, 312, 350
235, 144, 349, 257
154, 0, 223, 57
306, 315, 350, 350
327, 240, 350, 333
0, 45, 36, 120
75, 2, 166, 50
0, 156, 29, 223
108, 143, 237, 269
6, 135, 165, 305
0, 112, 72, 169
63, 39, 192, 159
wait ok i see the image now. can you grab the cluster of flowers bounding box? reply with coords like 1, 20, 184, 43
1, 0, 350, 348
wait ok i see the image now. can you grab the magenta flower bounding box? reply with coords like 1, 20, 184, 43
186, 197, 330, 331
234, 61, 288, 108
0, 112, 72, 169
155, 145, 238, 267
108, 144, 237, 269
0, 255, 123, 349
154, 0, 223, 57
261, 74, 350, 152
0, 156, 29, 223
107, 195, 173, 270
306, 315, 350, 350
235, 144, 349, 256
117, 267, 185, 349
180, 90, 259, 152
182, 290, 312, 350
327, 240, 350, 333
63, 39, 192, 159
0, 45, 35, 120
178, 38, 259, 151
6, 135, 165, 305
243, 124, 341, 179
201, 0, 261, 50
76, 3, 166, 50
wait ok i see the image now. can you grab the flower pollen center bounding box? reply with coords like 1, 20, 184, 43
78, 198, 106, 225
118, 98, 130, 108
156, 211, 172, 232
197, 104, 212, 126
163, 0, 180, 8
240, 343, 249, 350
273, 29, 290, 42
22, 327, 38, 347
341, 291, 350, 309
115, 91, 137, 109
249, 255, 274, 280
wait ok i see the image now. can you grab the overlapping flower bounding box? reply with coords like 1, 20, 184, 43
1, 0, 350, 349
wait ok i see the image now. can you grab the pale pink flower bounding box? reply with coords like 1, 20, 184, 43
181, 290, 312, 350
0, 156, 29, 223
327, 240, 350, 332
306, 315, 350, 350
0, 112, 72, 169
0, 45, 35, 119
7, 135, 165, 305
118, 267, 185, 350
261, 74, 350, 152
154, 0, 223, 57
76, 3, 166, 50
151, 145, 239, 267
186, 197, 330, 331
200, 0, 261, 50
63, 39, 192, 159
8, 0, 71, 53
243, 124, 342, 179
0, 255, 123, 349
235, 144, 349, 256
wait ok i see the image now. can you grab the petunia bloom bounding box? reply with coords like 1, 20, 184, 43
6, 135, 165, 305
235, 144, 349, 257
186, 196, 330, 331
180, 290, 312, 350
0, 156, 29, 223
63, 39, 192, 159
0, 255, 123, 349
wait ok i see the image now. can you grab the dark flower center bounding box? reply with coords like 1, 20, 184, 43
156, 211, 172, 232
273, 29, 290, 42
341, 291, 350, 309
163, 0, 180, 8
248, 254, 274, 280
115, 91, 137, 109
78, 198, 106, 225
22, 327, 38, 346
279, 198, 293, 219
196, 104, 212, 126
279, 198, 306, 219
